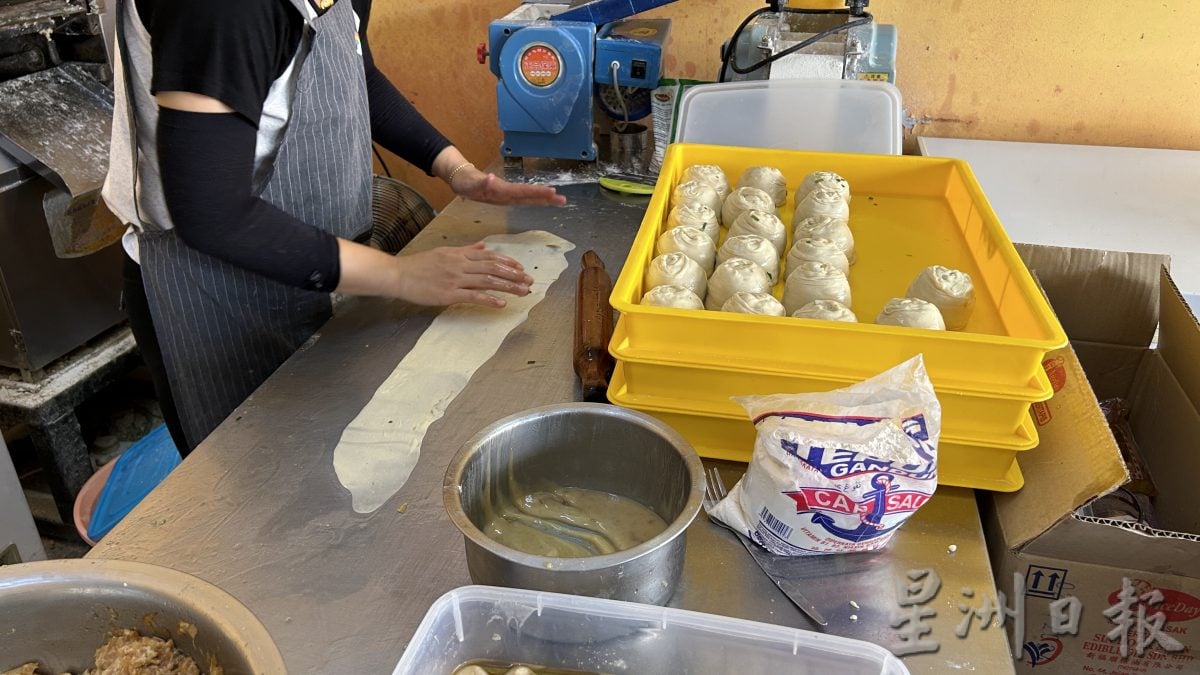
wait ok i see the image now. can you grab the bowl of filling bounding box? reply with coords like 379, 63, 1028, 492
443, 403, 705, 606
0, 559, 286, 674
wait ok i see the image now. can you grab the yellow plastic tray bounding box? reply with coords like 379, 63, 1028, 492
609, 361, 1038, 450
610, 352, 1047, 442
609, 144, 1068, 394
608, 386, 1031, 492
610, 319, 1054, 401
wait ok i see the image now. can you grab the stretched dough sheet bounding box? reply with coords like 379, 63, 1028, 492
333, 231, 575, 513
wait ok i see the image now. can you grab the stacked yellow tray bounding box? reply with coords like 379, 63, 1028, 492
607, 144, 1068, 491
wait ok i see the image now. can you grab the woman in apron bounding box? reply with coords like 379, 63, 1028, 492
103, 0, 563, 454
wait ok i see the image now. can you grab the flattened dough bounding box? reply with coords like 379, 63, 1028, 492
333, 231, 575, 513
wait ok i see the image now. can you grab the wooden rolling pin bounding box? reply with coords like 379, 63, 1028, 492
574, 250, 616, 403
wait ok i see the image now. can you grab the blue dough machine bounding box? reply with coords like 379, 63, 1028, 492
482, 0, 677, 161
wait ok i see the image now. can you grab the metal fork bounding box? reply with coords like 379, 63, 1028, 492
703, 467, 829, 627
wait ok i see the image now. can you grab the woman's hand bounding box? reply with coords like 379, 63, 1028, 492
451, 168, 566, 206
432, 146, 566, 207
392, 242, 533, 308
336, 239, 532, 308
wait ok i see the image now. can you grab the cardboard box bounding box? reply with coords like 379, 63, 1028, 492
983, 245, 1200, 673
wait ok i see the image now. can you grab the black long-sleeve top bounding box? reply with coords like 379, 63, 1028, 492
137, 0, 452, 290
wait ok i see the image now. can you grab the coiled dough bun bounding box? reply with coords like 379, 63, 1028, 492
641, 284, 705, 310
672, 180, 723, 218
666, 202, 720, 241
717, 234, 781, 284
792, 299, 857, 323
728, 209, 787, 254
722, 291, 786, 316
783, 261, 851, 314
906, 265, 975, 331
786, 237, 850, 278
706, 257, 772, 311
876, 297, 946, 331
683, 164, 730, 202
797, 171, 851, 203
793, 188, 850, 224
793, 216, 855, 264
646, 252, 707, 299
722, 186, 776, 227
657, 226, 717, 275
737, 166, 787, 207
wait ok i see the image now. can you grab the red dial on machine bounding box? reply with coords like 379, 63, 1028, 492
519, 44, 561, 87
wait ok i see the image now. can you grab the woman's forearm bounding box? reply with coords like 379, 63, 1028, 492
336, 238, 534, 309
334, 238, 404, 297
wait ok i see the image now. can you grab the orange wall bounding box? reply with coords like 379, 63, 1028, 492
368, 0, 1200, 209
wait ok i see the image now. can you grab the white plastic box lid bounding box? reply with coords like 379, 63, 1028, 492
676, 79, 903, 156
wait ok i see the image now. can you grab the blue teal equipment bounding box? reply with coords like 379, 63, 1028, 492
484, 1, 676, 161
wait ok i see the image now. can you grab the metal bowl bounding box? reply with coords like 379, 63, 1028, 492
0, 559, 286, 674
443, 403, 705, 606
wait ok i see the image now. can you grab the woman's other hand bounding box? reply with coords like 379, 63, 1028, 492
433, 146, 566, 207
451, 168, 566, 206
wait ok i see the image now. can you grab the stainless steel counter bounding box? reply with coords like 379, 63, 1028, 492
89, 170, 1013, 674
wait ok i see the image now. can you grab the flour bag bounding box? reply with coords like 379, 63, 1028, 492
709, 356, 940, 556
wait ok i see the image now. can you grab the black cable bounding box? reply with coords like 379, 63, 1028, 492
719, 7, 771, 83
737, 15, 872, 74
730, 11, 873, 76
372, 143, 392, 177
719, 7, 873, 82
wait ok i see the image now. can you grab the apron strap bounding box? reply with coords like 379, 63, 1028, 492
113, 0, 146, 229
287, 0, 321, 27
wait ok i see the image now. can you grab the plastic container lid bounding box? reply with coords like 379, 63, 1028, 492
676, 79, 903, 155
394, 585, 909, 674
86, 424, 180, 542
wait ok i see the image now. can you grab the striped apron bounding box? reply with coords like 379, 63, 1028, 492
120, 0, 372, 449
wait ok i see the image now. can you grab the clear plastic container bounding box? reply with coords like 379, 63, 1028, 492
675, 80, 903, 155
393, 585, 909, 675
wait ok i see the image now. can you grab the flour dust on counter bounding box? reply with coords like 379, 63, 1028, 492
333, 231, 575, 513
